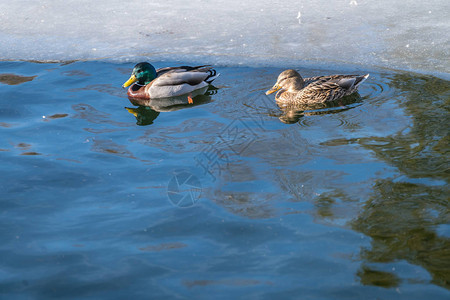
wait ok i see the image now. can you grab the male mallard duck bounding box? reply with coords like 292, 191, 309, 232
266, 69, 369, 104
122, 62, 219, 103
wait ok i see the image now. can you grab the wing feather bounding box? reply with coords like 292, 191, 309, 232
154, 65, 216, 86
153, 72, 210, 86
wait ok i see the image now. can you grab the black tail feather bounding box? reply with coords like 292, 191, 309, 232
205, 69, 219, 83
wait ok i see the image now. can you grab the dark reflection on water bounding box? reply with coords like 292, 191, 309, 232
350, 74, 450, 289
0, 61, 449, 299
125, 106, 160, 126
354, 180, 449, 288
358, 266, 401, 288
0, 73, 36, 85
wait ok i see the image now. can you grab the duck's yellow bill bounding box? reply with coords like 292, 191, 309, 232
265, 85, 281, 95
125, 107, 138, 117
122, 75, 137, 88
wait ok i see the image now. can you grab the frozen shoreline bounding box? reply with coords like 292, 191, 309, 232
1, 0, 449, 78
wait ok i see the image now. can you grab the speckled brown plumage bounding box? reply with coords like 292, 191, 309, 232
266, 69, 369, 105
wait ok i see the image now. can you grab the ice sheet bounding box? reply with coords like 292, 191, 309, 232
1, 0, 449, 76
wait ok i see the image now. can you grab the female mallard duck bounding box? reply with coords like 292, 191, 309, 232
122, 62, 219, 103
266, 69, 369, 105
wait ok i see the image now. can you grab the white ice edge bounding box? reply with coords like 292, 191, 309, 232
1, 0, 449, 78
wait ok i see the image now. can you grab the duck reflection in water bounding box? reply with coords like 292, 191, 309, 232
277, 92, 364, 124
125, 86, 218, 126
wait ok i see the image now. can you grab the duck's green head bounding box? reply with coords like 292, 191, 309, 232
122, 62, 157, 88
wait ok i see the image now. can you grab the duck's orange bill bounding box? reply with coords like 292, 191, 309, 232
265, 85, 281, 95
122, 75, 137, 88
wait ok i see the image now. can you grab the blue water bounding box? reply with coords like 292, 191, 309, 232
0, 61, 449, 299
